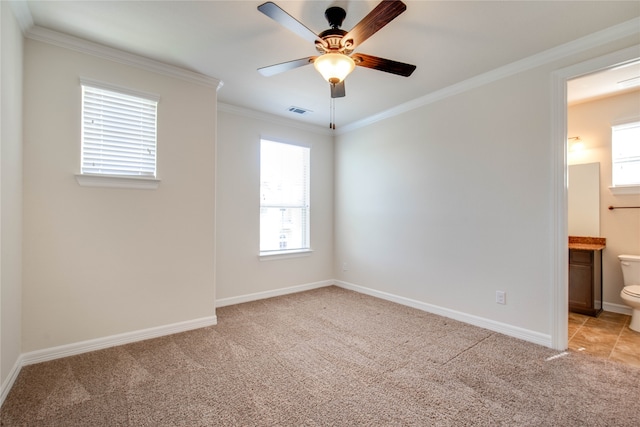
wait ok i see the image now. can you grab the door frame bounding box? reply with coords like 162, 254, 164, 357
550, 45, 640, 350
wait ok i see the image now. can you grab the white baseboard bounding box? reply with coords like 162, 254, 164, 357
0, 354, 24, 407
334, 280, 552, 348
215, 280, 334, 308
21, 315, 217, 367
602, 301, 633, 316
1, 315, 217, 407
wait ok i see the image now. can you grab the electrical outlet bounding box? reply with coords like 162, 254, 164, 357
496, 291, 506, 305
342, 262, 348, 271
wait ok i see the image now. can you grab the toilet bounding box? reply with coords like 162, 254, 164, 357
619, 254, 640, 332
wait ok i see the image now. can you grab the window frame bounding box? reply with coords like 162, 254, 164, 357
259, 138, 311, 258
75, 77, 161, 189
609, 119, 640, 195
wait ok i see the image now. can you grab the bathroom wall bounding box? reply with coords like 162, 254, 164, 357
568, 89, 640, 309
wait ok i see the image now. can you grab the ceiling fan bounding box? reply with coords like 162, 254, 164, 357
257, 0, 417, 100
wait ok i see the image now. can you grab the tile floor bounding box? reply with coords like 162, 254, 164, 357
568, 311, 640, 367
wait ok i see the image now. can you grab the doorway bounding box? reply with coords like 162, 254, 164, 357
551, 45, 640, 350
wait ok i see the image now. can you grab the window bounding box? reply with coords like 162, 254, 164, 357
611, 121, 640, 192
260, 139, 310, 255
80, 79, 159, 180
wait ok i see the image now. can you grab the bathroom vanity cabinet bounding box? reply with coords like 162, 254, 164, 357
568, 247, 603, 316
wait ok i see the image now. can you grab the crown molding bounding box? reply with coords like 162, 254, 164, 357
337, 17, 640, 135
218, 102, 333, 136
24, 26, 222, 90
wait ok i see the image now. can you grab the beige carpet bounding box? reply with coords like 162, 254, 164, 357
2, 286, 639, 426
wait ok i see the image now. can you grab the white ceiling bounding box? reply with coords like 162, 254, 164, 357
15, 1, 640, 128
568, 60, 640, 106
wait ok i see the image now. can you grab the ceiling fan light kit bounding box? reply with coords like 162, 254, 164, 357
257, 0, 416, 127
313, 53, 355, 84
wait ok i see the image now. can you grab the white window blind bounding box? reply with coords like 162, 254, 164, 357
81, 81, 158, 177
260, 139, 310, 254
612, 121, 640, 187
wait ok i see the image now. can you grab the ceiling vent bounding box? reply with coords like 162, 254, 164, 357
288, 106, 312, 115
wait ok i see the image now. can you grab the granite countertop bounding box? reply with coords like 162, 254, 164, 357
569, 236, 606, 251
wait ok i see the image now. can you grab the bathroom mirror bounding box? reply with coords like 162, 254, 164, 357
568, 162, 600, 236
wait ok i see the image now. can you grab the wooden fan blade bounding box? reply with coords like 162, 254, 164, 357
258, 2, 324, 46
258, 57, 317, 77
342, 0, 406, 50
331, 81, 346, 98
353, 53, 416, 77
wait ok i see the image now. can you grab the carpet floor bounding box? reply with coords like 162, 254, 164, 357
2, 286, 639, 426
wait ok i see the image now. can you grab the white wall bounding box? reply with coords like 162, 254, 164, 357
216, 107, 334, 303
22, 39, 218, 352
1, 0, 24, 392
568, 90, 640, 307
335, 70, 553, 334
334, 38, 640, 340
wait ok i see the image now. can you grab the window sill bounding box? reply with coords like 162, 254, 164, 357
608, 185, 640, 196
259, 249, 313, 261
75, 173, 160, 190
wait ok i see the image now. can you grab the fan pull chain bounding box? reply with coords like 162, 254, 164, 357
330, 97, 336, 130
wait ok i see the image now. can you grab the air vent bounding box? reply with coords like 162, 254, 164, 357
288, 106, 312, 115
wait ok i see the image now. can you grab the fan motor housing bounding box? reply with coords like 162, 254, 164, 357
316, 29, 353, 54
325, 6, 346, 28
